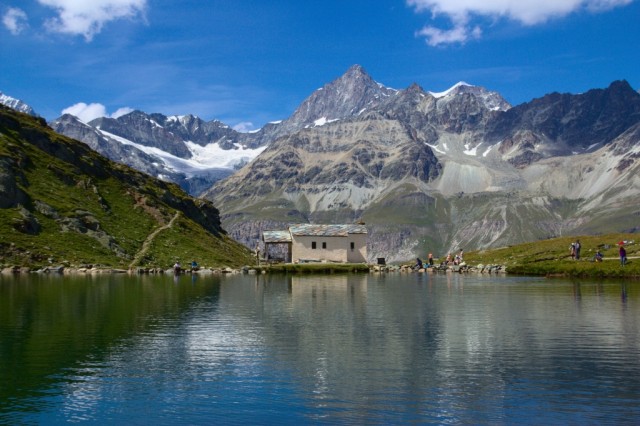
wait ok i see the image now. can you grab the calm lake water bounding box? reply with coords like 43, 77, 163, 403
1, 272, 639, 425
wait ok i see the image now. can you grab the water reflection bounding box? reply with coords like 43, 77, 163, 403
1, 274, 639, 424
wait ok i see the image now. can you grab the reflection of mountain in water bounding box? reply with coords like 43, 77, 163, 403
207, 274, 638, 423
248, 273, 448, 407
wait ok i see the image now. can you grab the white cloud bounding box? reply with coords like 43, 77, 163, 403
62, 102, 133, 123
232, 122, 256, 133
62, 102, 107, 123
408, 0, 634, 45
417, 23, 482, 46
2, 7, 28, 35
38, 0, 147, 41
112, 106, 134, 118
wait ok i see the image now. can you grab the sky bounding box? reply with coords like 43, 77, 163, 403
1, 0, 639, 132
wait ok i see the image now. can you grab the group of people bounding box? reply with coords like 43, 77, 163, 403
173, 260, 199, 274
577, 240, 629, 266
418, 250, 464, 268
445, 250, 464, 266
414, 253, 436, 270
413, 250, 466, 269
422, 241, 629, 268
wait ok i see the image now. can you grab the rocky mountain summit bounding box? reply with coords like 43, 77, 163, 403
205, 67, 640, 261
25, 64, 640, 261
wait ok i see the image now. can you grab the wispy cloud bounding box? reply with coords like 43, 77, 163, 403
232, 122, 256, 133
2, 7, 28, 35
416, 21, 481, 46
408, 0, 634, 46
38, 0, 147, 41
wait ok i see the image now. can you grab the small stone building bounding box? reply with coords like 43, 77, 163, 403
262, 224, 368, 264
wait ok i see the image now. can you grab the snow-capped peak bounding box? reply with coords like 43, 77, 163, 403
167, 115, 187, 123
0, 91, 37, 116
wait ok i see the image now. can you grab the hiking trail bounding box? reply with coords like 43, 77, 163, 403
129, 212, 180, 269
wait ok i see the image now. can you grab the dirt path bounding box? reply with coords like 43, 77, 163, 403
129, 212, 180, 269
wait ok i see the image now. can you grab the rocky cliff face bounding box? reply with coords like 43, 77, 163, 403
486, 80, 640, 167
208, 113, 441, 212
282, 64, 398, 129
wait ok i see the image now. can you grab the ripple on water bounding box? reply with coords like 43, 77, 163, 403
1, 274, 639, 424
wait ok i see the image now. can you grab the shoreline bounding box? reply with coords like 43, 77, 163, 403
3, 260, 638, 278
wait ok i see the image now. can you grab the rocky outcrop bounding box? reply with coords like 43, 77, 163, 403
0, 158, 29, 208
487, 80, 640, 163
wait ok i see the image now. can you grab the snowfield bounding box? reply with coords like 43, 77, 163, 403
99, 130, 266, 177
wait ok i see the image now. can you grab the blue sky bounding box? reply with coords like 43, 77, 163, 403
1, 0, 638, 131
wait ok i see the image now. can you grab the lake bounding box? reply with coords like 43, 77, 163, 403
1, 272, 639, 425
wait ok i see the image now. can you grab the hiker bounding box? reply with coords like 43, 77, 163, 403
428, 252, 434, 266
415, 258, 424, 270
570, 243, 576, 260
619, 245, 627, 266
255, 243, 261, 266
446, 253, 452, 265
594, 251, 603, 262
191, 260, 198, 271
173, 261, 181, 274
575, 240, 581, 260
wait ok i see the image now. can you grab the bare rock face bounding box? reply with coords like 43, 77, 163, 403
0, 158, 29, 208
487, 80, 640, 164
284, 64, 398, 129
206, 116, 441, 213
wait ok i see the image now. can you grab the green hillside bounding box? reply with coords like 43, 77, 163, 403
461, 233, 639, 278
0, 106, 253, 269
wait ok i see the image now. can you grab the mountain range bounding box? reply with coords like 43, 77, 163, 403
6, 65, 640, 262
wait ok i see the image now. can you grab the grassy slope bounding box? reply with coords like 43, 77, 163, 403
461, 233, 639, 278
0, 107, 254, 269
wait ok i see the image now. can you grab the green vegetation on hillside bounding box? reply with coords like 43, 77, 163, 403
461, 234, 639, 278
0, 106, 254, 269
